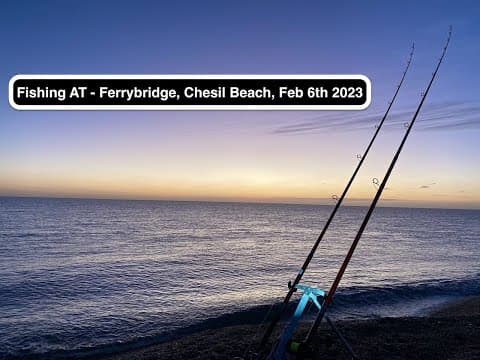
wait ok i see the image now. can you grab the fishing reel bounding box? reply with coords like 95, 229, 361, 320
287, 280, 297, 292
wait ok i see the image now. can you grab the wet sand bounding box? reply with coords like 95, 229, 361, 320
101, 296, 480, 359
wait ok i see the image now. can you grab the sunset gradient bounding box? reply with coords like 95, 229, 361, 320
0, 1, 479, 209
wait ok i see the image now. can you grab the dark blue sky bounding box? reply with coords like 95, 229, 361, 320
0, 1, 479, 208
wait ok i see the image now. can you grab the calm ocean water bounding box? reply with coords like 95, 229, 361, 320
0, 197, 479, 359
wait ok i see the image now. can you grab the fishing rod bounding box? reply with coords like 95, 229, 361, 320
258, 45, 415, 349
304, 27, 452, 347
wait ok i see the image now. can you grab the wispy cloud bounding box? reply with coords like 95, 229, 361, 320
271, 101, 480, 135
419, 182, 437, 189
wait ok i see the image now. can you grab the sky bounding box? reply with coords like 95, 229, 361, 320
0, 0, 479, 209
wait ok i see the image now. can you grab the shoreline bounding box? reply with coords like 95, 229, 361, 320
99, 296, 480, 360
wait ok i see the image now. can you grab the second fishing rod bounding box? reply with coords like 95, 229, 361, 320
303, 26, 452, 348
258, 44, 415, 350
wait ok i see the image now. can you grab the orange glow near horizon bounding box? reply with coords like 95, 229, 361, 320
1, 101, 479, 210
1, 160, 479, 209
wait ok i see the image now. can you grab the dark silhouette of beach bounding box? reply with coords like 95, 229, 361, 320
100, 296, 480, 359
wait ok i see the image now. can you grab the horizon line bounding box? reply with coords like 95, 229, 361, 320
1, 194, 478, 211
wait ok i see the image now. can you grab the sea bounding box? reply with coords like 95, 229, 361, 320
0, 197, 479, 359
